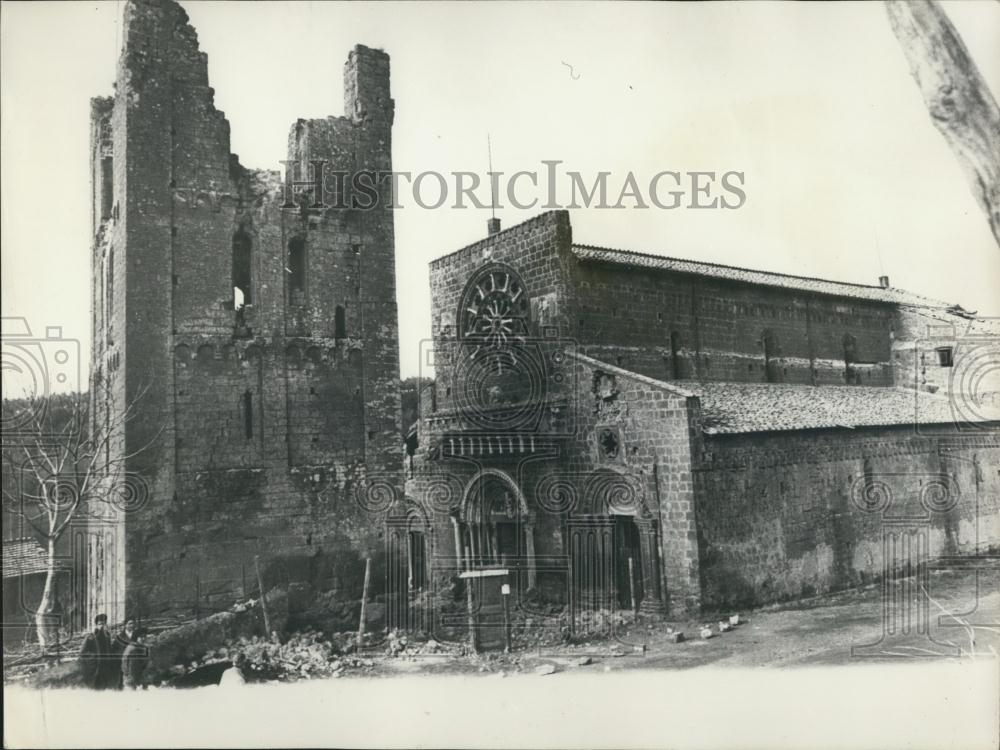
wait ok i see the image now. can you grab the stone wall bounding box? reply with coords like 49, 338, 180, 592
88, 0, 401, 622
573, 261, 895, 387
694, 426, 1000, 609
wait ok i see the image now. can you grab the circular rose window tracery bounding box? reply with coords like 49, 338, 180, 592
458, 264, 530, 350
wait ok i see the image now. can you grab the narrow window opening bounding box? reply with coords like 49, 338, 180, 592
106, 250, 114, 343
232, 229, 252, 309
243, 390, 254, 439
936, 347, 953, 368
288, 237, 306, 303
335, 305, 347, 339
100, 157, 113, 221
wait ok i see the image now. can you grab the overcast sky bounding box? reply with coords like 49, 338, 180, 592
2, 0, 999, 390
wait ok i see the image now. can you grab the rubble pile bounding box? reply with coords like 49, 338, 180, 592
166, 629, 381, 685
381, 630, 464, 657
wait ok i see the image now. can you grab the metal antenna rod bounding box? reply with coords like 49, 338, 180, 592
488, 133, 496, 220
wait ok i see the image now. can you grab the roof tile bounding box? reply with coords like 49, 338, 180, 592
572, 244, 950, 307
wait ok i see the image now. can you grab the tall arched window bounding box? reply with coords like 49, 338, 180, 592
232, 229, 252, 309
288, 237, 306, 302
335, 305, 347, 339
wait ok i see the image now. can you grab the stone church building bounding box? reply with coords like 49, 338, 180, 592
406, 210, 1000, 626
86, 0, 997, 634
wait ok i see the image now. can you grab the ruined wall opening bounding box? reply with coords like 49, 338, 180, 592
100, 157, 113, 221
232, 230, 252, 310
288, 237, 306, 304
105, 250, 114, 343
243, 390, 254, 439
335, 305, 347, 340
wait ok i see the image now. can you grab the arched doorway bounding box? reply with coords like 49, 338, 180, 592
458, 470, 536, 589
385, 500, 431, 633
568, 470, 662, 619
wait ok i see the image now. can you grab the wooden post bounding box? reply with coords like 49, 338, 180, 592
406, 533, 414, 592
501, 579, 512, 653
464, 549, 479, 653
628, 556, 638, 614
254, 555, 271, 637
357, 558, 371, 650
450, 516, 464, 573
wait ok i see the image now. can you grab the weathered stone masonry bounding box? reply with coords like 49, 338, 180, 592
411, 210, 999, 623
88, 0, 401, 623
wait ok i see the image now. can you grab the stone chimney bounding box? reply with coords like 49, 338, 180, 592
487, 217, 501, 236
879, 275, 890, 289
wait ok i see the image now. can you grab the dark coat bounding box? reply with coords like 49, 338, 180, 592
110, 631, 131, 688
78, 629, 112, 689
121, 641, 150, 689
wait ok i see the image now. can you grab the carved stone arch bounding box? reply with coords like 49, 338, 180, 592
460, 469, 529, 523
347, 348, 363, 369
196, 343, 215, 363
393, 496, 432, 532
458, 469, 536, 588
580, 468, 648, 518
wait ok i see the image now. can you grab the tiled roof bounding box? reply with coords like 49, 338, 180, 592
687, 382, 1000, 435
2, 538, 65, 579
571, 244, 951, 308
568, 350, 998, 434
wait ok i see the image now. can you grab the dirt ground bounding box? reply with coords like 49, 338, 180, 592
371, 567, 1000, 678
5, 568, 997, 748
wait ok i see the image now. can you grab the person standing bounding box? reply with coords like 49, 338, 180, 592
110, 618, 136, 690
78, 614, 111, 689
121, 627, 150, 690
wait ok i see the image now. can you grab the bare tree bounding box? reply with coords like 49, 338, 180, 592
1, 389, 155, 652
885, 0, 1000, 249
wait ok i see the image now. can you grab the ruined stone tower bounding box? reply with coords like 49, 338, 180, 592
88, 0, 401, 623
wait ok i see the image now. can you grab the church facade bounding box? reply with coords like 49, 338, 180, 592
405, 210, 1000, 627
